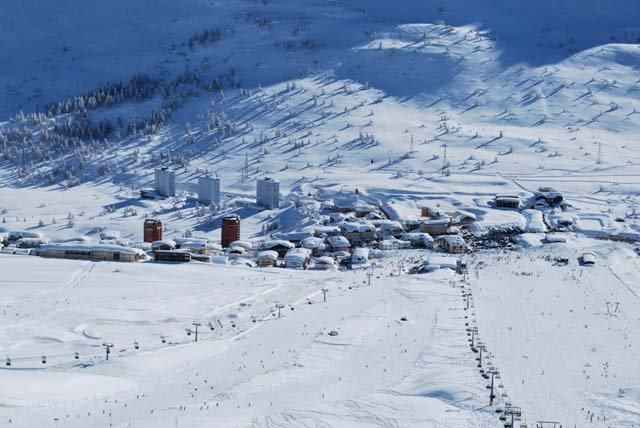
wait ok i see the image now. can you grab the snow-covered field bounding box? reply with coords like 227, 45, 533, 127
1, 255, 499, 428
1, 0, 639, 427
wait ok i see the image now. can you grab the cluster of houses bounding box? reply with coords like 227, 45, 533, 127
12, 184, 629, 272
0, 194, 474, 269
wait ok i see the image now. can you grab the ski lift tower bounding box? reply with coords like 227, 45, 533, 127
275, 303, 285, 319
102, 342, 114, 361
503, 406, 522, 428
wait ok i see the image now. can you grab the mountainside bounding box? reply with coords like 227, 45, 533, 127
1, 0, 639, 192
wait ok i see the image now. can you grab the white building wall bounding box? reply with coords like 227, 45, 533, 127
154, 168, 176, 197
256, 178, 280, 209
198, 176, 220, 205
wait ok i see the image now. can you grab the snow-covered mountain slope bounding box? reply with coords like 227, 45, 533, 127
0, 0, 639, 192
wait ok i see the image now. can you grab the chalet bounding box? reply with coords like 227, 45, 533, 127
436, 235, 467, 254
402, 232, 434, 249
495, 195, 521, 209
354, 202, 377, 218
334, 197, 357, 213
403, 219, 424, 232
6, 230, 44, 244
378, 220, 404, 238
421, 218, 451, 236
301, 237, 326, 257
580, 252, 596, 266
421, 205, 444, 219
151, 239, 176, 251
191, 254, 212, 263
379, 239, 412, 250
535, 187, 563, 205
319, 200, 336, 212
15, 237, 49, 248
284, 248, 311, 270
327, 235, 351, 253
271, 231, 314, 244
175, 238, 210, 254
351, 247, 370, 265
261, 240, 295, 258
340, 221, 376, 245
39, 244, 147, 262
314, 225, 341, 237
364, 212, 384, 221
212, 255, 229, 265
452, 210, 477, 226
313, 256, 336, 270
228, 240, 252, 253
257, 250, 279, 267
154, 249, 191, 263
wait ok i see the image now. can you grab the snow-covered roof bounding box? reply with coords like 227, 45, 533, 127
257, 250, 279, 261
495, 195, 520, 201
314, 256, 335, 266
39, 243, 145, 255
152, 239, 177, 248
301, 237, 326, 249
379, 220, 404, 231
327, 235, 351, 248
262, 239, 295, 250
272, 231, 314, 242
8, 230, 44, 240
436, 235, 466, 246
177, 240, 208, 249
352, 247, 369, 259
453, 210, 477, 221
229, 240, 252, 250
16, 237, 49, 244
581, 252, 596, 264
285, 247, 311, 262
544, 233, 567, 243
100, 230, 121, 240
340, 221, 376, 233
403, 232, 434, 242
212, 255, 228, 264
314, 225, 341, 234
423, 218, 451, 226
426, 256, 458, 270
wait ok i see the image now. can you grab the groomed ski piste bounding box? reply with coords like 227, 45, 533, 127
1, 0, 640, 427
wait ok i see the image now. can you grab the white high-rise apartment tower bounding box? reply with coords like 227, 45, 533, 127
256, 177, 280, 209
198, 175, 220, 206
154, 167, 176, 197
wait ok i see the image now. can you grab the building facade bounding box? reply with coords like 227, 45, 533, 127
198, 176, 220, 206
144, 219, 163, 243
221, 215, 241, 248
155, 167, 176, 197
256, 177, 280, 209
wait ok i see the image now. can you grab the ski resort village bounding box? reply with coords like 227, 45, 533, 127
0, 1, 639, 428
